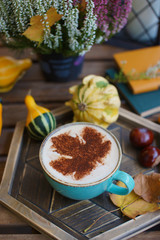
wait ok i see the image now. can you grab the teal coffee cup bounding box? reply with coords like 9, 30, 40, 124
39, 122, 135, 200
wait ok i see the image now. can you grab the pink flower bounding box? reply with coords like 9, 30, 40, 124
73, 0, 133, 41
94, 0, 132, 40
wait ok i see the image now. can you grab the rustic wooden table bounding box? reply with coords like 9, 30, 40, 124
0, 44, 159, 239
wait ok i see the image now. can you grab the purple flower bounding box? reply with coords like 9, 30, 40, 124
73, 0, 133, 41
94, 0, 132, 40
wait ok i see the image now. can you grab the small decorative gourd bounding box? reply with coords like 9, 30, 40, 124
0, 56, 32, 92
25, 93, 56, 141
65, 75, 121, 128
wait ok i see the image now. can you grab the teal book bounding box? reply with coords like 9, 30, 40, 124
106, 68, 160, 117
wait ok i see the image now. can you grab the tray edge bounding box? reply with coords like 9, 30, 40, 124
0, 106, 160, 240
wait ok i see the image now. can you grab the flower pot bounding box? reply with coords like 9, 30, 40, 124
38, 52, 84, 82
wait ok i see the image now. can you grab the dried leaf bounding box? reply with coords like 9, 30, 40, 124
23, 16, 44, 43
134, 173, 160, 203
46, 7, 63, 26
110, 181, 160, 219
152, 154, 160, 167
23, 7, 62, 43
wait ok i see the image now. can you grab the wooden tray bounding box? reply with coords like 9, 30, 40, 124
0, 106, 160, 240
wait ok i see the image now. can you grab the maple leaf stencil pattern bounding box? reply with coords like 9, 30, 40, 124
49, 127, 111, 180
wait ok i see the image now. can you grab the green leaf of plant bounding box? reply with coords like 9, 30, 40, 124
96, 81, 109, 88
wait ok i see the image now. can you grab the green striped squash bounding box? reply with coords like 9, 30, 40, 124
25, 94, 56, 141
27, 112, 56, 141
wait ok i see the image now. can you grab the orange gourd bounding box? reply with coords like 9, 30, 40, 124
0, 56, 32, 92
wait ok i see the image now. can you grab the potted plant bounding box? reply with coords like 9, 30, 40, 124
0, 0, 133, 82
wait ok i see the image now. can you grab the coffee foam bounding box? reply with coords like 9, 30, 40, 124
41, 124, 120, 185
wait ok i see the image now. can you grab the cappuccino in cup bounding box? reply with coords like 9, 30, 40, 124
40, 123, 120, 185
40, 122, 134, 200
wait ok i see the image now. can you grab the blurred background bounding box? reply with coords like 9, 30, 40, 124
108, 0, 160, 49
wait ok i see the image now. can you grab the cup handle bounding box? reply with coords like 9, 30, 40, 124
108, 170, 135, 195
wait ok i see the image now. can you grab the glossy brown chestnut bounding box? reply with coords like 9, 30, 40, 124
139, 146, 160, 168
129, 128, 154, 148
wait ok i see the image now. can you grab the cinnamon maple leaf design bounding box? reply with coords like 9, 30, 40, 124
49, 127, 111, 180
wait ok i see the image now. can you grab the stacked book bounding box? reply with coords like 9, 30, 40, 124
106, 46, 160, 117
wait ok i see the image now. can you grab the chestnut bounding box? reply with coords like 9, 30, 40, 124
129, 128, 154, 148
139, 146, 160, 168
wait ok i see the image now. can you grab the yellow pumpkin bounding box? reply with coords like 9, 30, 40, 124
65, 75, 121, 128
0, 56, 32, 92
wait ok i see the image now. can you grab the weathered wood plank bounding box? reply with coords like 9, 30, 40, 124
2, 103, 63, 127
0, 60, 115, 87
0, 129, 14, 155
0, 234, 50, 240
0, 231, 160, 239
0, 44, 125, 60
53, 200, 119, 234
0, 60, 115, 104
0, 81, 73, 103
129, 231, 160, 240
1, 102, 134, 129
82, 60, 115, 77
18, 164, 53, 212
0, 156, 6, 162
86, 44, 126, 59
0, 161, 6, 183
0, 205, 27, 226
2, 97, 154, 130
18, 64, 43, 81
0, 48, 35, 60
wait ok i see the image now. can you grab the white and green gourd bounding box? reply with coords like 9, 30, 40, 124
65, 75, 121, 128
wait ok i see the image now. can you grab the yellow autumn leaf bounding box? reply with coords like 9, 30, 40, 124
110, 181, 160, 219
47, 7, 62, 26
23, 7, 62, 43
